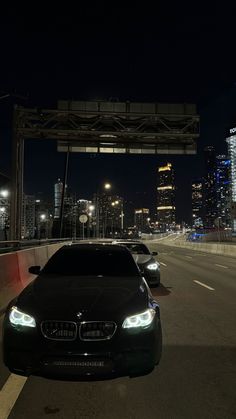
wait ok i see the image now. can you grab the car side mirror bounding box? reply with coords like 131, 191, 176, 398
152, 251, 158, 256
28, 265, 41, 275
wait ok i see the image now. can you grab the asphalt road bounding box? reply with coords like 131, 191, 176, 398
0, 243, 236, 419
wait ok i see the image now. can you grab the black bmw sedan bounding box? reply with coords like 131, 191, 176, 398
113, 240, 160, 287
3, 243, 162, 380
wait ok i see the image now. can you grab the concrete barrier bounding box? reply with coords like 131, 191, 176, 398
0, 242, 70, 313
146, 236, 236, 257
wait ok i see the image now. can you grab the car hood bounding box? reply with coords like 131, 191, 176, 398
132, 254, 154, 265
16, 275, 148, 320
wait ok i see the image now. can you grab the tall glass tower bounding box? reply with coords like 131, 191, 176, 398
192, 179, 203, 227
203, 146, 217, 228
157, 163, 175, 231
226, 128, 236, 232
54, 179, 63, 219
216, 155, 231, 228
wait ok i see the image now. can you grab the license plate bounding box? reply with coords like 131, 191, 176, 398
52, 360, 105, 367
50, 358, 113, 374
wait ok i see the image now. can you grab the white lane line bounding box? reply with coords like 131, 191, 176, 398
185, 255, 193, 259
0, 374, 27, 419
160, 262, 167, 267
215, 264, 228, 269
193, 280, 215, 291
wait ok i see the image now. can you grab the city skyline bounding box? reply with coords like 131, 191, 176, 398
0, 136, 232, 225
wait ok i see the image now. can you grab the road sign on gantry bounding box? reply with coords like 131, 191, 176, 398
56, 100, 199, 155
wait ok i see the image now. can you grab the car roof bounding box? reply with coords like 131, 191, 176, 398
63, 242, 131, 253
112, 240, 143, 245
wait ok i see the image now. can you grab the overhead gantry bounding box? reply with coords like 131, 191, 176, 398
10, 100, 199, 239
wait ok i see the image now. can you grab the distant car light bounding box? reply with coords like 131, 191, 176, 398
9, 306, 36, 328
122, 309, 155, 328
147, 263, 159, 270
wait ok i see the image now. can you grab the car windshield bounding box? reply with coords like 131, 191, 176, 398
41, 246, 140, 277
121, 243, 150, 255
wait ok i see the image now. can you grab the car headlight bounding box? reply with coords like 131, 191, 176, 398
146, 262, 159, 270
9, 306, 36, 328
122, 309, 155, 328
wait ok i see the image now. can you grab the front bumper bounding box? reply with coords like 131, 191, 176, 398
143, 270, 160, 286
3, 318, 162, 380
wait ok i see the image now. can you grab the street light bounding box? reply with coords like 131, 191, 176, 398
104, 183, 111, 190
0, 190, 9, 198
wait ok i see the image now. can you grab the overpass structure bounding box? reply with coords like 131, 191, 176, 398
10, 101, 200, 239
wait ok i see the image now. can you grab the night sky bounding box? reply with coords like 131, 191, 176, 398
1, 4, 236, 223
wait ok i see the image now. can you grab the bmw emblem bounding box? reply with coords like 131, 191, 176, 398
76, 312, 83, 319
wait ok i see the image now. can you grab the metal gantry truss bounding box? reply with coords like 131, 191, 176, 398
10, 101, 200, 239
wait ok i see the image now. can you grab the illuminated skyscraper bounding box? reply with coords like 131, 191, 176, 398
54, 179, 63, 219
203, 146, 217, 228
134, 208, 150, 233
226, 128, 236, 231
21, 195, 35, 239
216, 155, 231, 227
94, 191, 124, 238
157, 163, 175, 230
192, 180, 203, 227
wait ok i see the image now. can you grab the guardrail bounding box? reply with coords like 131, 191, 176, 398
145, 234, 236, 258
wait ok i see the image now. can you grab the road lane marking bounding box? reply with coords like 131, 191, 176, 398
160, 262, 167, 267
0, 374, 27, 419
193, 280, 215, 291
215, 264, 228, 269
185, 255, 193, 259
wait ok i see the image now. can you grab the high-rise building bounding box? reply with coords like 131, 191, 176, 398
21, 195, 35, 239
134, 208, 150, 233
53, 179, 74, 237
157, 163, 175, 230
94, 191, 124, 238
77, 199, 91, 214
203, 146, 218, 228
192, 180, 203, 227
54, 179, 63, 218
226, 128, 236, 231
216, 155, 231, 227
34, 198, 53, 239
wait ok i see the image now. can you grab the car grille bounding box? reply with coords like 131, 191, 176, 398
41, 321, 77, 341
79, 321, 117, 341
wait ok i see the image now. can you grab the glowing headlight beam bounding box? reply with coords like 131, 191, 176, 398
147, 263, 159, 270
122, 309, 155, 328
9, 306, 36, 328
